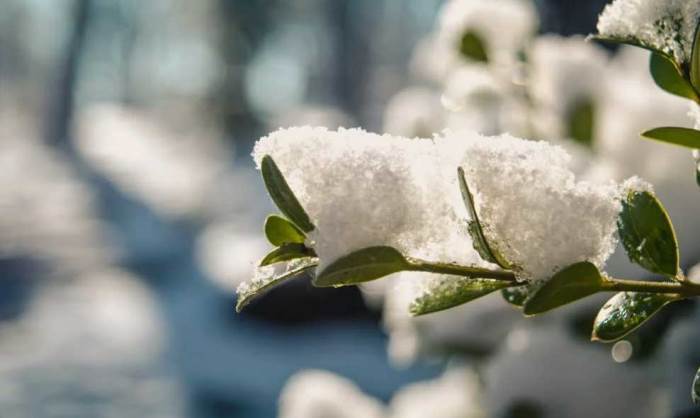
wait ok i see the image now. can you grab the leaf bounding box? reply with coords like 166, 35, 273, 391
259, 243, 316, 267
591, 291, 677, 342
642, 127, 700, 149
567, 98, 595, 147
313, 246, 411, 287
693, 366, 700, 404
523, 262, 605, 315
459, 31, 488, 63
236, 258, 318, 312
649, 52, 698, 101
260, 155, 314, 233
458, 167, 511, 269
264, 214, 306, 246
617, 190, 680, 278
690, 23, 700, 92
410, 277, 512, 316
589, 35, 668, 57
501, 285, 537, 307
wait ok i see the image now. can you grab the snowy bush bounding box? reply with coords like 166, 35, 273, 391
238, 0, 700, 408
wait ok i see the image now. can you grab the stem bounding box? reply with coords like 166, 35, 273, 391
406, 258, 517, 282
404, 258, 700, 298
603, 278, 700, 297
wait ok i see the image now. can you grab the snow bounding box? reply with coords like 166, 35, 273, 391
252, 127, 639, 282
596, 0, 700, 65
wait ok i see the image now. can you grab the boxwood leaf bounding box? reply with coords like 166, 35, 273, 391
259, 243, 316, 267
690, 23, 700, 92
693, 366, 700, 404
641, 127, 700, 149
589, 35, 667, 57
591, 291, 678, 342
313, 246, 411, 287
649, 52, 698, 101
502, 285, 537, 307
459, 31, 488, 63
617, 190, 680, 278
264, 214, 306, 246
458, 168, 511, 269
261, 155, 314, 233
523, 261, 605, 315
409, 277, 512, 316
236, 258, 318, 312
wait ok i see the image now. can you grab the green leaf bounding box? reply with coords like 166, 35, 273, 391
458, 168, 511, 269
264, 215, 306, 246
523, 262, 605, 315
501, 285, 537, 307
693, 366, 700, 404
260, 155, 314, 233
642, 127, 700, 149
259, 243, 316, 267
313, 246, 411, 287
410, 278, 511, 316
236, 258, 318, 312
459, 31, 488, 63
591, 292, 677, 342
690, 23, 700, 92
649, 52, 698, 101
617, 190, 680, 278
567, 99, 595, 147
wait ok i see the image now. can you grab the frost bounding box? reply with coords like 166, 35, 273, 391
439, 131, 627, 281
596, 0, 700, 64
236, 258, 317, 308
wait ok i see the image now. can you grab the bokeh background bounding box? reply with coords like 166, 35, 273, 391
2, 0, 700, 417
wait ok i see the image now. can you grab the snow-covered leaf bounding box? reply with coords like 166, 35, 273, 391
314, 246, 411, 287
261, 155, 315, 233
458, 167, 510, 269
264, 214, 306, 246
410, 278, 511, 316
592, 292, 677, 342
589, 35, 665, 56
649, 52, 698, 101
642, 127, 700, 149
617, 190, 680, 279
236, 258, 318, 312
259, 243, 315, 267
523, 262, 605, 315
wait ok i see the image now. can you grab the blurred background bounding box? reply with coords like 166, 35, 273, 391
2, 0, 700, 417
